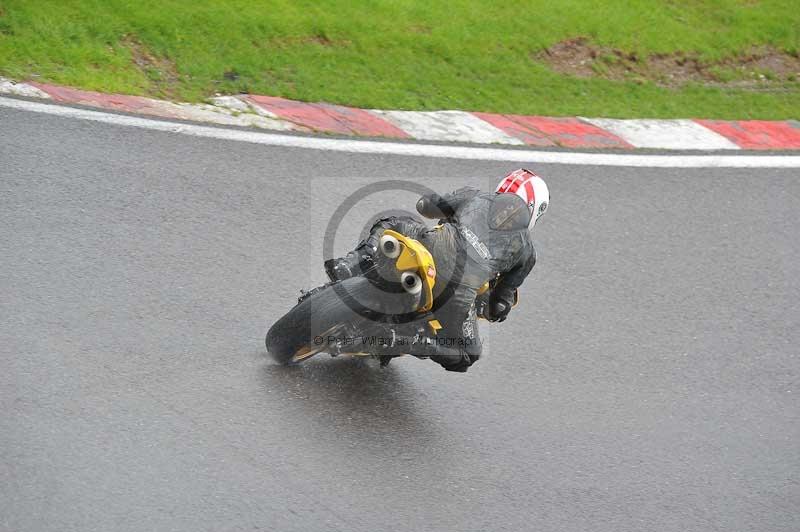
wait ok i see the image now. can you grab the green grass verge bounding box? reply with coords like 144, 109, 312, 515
0, 0, 798, 119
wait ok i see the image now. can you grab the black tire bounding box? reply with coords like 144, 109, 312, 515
265, 277, 376, 365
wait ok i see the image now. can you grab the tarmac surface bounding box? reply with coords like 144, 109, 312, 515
1, 106, 798, 532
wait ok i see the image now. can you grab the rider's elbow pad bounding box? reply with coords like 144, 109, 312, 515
416, 195, 452, 219
416, 196, 438, 218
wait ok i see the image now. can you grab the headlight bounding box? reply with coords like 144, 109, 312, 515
379, 234, 401, 258
400, 271, 422, 294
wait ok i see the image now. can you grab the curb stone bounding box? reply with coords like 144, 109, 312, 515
2, 78, 798, 151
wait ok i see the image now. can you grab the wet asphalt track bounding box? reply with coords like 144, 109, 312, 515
1, 106, 799, 532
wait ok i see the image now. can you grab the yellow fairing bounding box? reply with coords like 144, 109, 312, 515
382, 229, 436, 313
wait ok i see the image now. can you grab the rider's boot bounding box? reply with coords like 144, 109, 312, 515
404, 337, 474, 373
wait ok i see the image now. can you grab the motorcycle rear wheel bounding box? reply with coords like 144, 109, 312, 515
265, 277, 376, 365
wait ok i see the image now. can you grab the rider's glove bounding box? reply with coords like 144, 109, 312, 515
483, 300, 510, 323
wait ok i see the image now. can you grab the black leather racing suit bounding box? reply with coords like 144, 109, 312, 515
358, 186, 537, 372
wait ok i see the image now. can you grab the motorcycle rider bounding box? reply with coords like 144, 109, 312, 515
324, 169, 549, 372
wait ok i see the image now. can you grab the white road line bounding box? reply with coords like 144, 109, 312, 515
2, 95, 799, 168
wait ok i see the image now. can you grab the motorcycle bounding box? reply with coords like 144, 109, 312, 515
265, 229, 443, 365
265, 227, 517, 366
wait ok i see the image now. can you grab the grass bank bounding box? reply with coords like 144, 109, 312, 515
0, 0, 798, 119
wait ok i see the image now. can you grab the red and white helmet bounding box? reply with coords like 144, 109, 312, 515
494, 169, 549, 227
